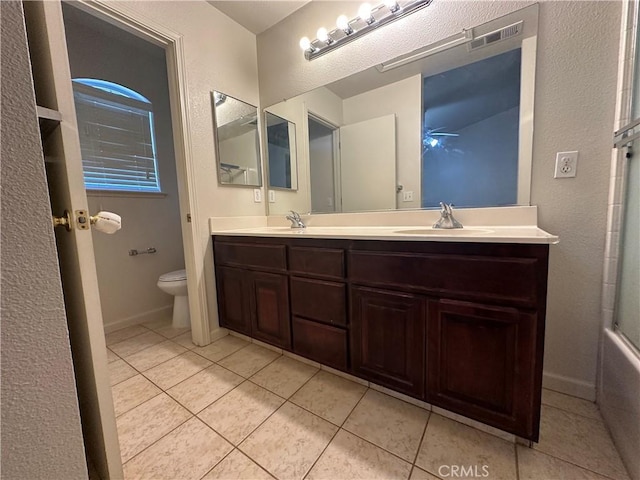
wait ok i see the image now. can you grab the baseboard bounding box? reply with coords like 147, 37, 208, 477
103, 305, 173, 334
543, 371, 596, 401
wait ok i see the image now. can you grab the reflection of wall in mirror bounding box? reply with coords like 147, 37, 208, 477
214, 94, 256, 127
218, 130, 259, 184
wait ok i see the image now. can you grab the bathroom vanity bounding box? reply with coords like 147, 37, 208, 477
211, 224, 557, 442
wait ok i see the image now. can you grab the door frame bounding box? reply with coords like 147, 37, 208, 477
307, 112, 341, 213
72, 0, 211, 345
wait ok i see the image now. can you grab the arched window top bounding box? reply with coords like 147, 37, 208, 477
72, 78, 150, 104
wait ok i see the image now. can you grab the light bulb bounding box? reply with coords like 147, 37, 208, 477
336, 14, 350, 31
384, 0, 400, 12
358, 3, 373, 23
317, 27, 329, 42
299, 37, 311, 51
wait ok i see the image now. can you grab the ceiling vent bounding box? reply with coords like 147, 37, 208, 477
469, 21, 523, 51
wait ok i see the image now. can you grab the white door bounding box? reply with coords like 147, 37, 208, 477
339, 114, 397, 212
24, 2, 123, 478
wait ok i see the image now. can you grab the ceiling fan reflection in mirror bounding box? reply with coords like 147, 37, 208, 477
423, 126, 459, 150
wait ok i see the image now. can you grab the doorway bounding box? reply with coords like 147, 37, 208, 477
308, 114, 339, 213
62, 4, 187, 335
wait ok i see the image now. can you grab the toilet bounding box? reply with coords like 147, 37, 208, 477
157, 269, 190, 329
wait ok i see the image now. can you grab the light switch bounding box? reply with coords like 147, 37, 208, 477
253, 189, 262, 202
268, 190, 276, 203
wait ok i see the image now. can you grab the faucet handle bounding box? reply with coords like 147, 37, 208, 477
439, 202, 452, 216
289, 210, 301, 220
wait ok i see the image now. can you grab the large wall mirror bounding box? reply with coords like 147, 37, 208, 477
265, 111, 298, 190
266, 5, 537, 215
211, 91, 262, 187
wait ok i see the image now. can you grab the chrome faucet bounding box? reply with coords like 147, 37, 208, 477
433, 203, 463, 229
285, 210, 306, 229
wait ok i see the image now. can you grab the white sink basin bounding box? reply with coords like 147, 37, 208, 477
395, 228, 494, 235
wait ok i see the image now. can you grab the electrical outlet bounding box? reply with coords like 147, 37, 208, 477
402, 191, 414, 202
268, 190, 276, 203
554, 151, 578, 178
253, 189, 262, 202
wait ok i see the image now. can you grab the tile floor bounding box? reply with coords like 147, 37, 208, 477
107, 320, 631, 480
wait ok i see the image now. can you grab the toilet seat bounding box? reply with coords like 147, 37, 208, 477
158, 269, 187, 282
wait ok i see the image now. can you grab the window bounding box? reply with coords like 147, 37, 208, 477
72, 79, 161, 192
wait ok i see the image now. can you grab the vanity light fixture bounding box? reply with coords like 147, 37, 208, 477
299, 36, 316, 54
336, 15, 353, 35
358, 3, 375, 25
317, 27, 333, 45
300, 0, 433, 61
384, 0, 401, 13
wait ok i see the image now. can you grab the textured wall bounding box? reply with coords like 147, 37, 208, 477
257, 1, 622, 398
0, 2, 88, 478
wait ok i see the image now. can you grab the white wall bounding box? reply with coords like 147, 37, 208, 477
105, 1, 262, 332
342, 74, 422, 209
258, 1, 622, 399
64, 6, 185, 329
1, 2, 88, 477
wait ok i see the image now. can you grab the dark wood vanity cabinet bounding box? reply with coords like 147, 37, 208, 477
351, 286, 426, 398
214, 241, 291, 349
216, 266, 251, 335
213, 235, 549, 441
427, 299, 539, 439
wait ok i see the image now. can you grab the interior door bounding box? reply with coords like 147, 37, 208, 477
339, 114, 397, 212
23, 2, 123, 478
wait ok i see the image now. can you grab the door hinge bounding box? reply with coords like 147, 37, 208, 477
186, 213, 192, 223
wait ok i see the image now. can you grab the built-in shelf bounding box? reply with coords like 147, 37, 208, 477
37, 105, 61, 141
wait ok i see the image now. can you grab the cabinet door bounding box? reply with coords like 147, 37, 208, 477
249, 271, 291, 349
427, 299, 539, 440
351, 286, 426, 398
216, 266, 251, 335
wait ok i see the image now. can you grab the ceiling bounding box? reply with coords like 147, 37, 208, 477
208, 1, 310, 34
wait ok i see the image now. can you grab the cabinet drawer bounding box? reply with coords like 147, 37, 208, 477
215, 241, 286, 272
289, 246, 344, 279
292, 316, 348, 370
290, 277, 347, 326
349, 251, 539, 307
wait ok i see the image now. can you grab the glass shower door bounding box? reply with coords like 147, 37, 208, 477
613, 19, 640, 351
616, 142, 640, 350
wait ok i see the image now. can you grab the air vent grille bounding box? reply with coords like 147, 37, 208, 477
469, 21, 523, 51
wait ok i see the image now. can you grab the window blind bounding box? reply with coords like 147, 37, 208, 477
72, 82, 161, 192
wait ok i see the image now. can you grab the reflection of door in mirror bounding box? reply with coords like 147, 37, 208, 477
339, 115, 397, 212
422, 49, 521, 208
308, 115, 338, 213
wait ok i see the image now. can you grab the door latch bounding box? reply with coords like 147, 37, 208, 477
53, 210, 88, 231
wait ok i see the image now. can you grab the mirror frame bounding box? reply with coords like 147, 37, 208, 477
211, 91, 263, 188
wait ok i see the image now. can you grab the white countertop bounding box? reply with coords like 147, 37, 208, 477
210, 225, 559, 244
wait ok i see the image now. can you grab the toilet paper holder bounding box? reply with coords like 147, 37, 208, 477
129, 247, 157, 256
